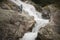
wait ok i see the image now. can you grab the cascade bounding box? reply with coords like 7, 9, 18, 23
10, 0, 49, 40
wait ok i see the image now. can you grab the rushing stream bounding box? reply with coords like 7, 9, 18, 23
10, 0, 49, 40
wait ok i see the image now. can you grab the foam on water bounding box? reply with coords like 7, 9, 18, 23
21, 32, 38, 40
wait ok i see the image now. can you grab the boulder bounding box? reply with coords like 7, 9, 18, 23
36, 4, 60, 40
0, 8, 35, 40
41, 6, 50, 19
0, 0, 22, 12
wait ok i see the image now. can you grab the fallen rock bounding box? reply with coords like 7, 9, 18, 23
0, 8, 35, 40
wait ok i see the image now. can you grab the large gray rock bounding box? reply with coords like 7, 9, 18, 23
37, 4, 60, 40
0, 1, 20, 12
0, 8, 35, 40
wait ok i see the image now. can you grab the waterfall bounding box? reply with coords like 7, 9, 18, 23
10, 0, 49, 40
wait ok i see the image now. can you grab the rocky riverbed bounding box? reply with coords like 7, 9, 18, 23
0, 0, 60, 40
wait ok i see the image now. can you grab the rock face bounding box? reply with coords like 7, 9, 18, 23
37, 4, 60, 40
0, 3, 35, 40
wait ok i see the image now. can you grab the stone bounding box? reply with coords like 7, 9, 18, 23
0, 8, 35, 40
36, 4, 60, 40
42, 6, 50, 19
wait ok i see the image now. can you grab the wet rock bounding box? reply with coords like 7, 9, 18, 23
0, 0, 23, 12
41, 6, 50, 19
37, 4, 60, 40
0, 8, 35, 40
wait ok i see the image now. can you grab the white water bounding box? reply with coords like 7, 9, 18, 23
10, 0, 49, 40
